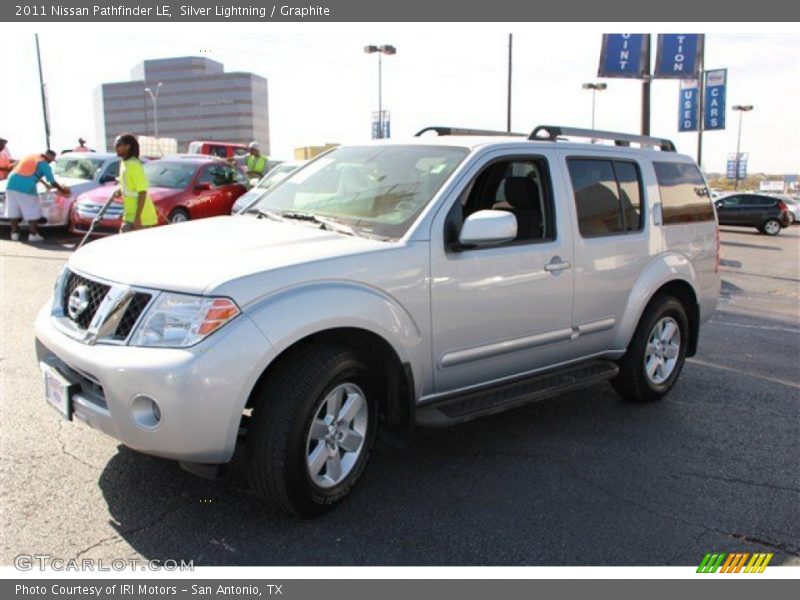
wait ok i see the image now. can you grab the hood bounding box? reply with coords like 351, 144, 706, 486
69, 215, 387, 295
77, 184, 179, 204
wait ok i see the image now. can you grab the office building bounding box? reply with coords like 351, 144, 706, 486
95, 57, 269, 153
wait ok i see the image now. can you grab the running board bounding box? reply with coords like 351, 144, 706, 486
415, 360, 619, 427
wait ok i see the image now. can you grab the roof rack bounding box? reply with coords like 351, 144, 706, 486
529, 125, 676, 152
415, 126, 526, 138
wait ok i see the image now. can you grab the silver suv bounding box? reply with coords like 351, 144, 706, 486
35, 125, 720, 516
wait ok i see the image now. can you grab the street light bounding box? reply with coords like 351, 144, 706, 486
144, 82, 163, 138
732, 104, 754, 191
364, 44, 396, 139
582, 82, 607, 131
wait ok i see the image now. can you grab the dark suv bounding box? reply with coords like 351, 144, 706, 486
714, 193, 791, 235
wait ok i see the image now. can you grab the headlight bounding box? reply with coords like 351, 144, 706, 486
129, 293, 240, 348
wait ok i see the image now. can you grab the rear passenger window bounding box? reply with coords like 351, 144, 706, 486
653, 162, 714, 224
567, 159, 643, 237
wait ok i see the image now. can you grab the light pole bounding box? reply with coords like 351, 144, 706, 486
582, 82, 607, 130
144, 82, 163, 138
364, 44, 396, 139
732, 104, 754, 191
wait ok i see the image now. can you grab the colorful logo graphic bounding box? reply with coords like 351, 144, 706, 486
697, 552, 773, 573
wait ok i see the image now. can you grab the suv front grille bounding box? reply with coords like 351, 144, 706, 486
62, 271, 111, 329
59, 270, 152, 341
114, 292, 152, 340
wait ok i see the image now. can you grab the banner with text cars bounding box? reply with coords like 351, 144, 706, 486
703, 68, 727, 130
597, 34, 649, 78
678, 79, 699, 132
654, 34, 703, 78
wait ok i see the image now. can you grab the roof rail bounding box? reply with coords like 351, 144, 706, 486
415, 126, 526, 138
529, 125, 676, 152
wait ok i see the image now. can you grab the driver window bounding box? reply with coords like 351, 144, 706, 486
446, 157, 554, 247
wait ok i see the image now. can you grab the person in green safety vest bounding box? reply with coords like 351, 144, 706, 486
246, 142, 267, 179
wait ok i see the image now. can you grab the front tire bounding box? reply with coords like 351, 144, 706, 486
761, 219, 781, 235
612, 296, 689, 402
246, 345, 378, 517
168, 208, 190, 224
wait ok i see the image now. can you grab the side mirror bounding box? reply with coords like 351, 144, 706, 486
458, 210, 517, 247
99, 175, 117, 184
194, 182, 212, 192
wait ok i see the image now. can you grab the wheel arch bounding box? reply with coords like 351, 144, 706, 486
615, 254, 701, 357
245, 327, 416, 445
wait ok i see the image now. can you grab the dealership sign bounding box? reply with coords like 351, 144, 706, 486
654, 34, 703, 78
678, 79, 699, 132
704, 69, 726, 130
598, 34, 648, 78
726, 153, 747, 180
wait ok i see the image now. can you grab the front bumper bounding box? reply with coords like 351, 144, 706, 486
35, 299, 275, 464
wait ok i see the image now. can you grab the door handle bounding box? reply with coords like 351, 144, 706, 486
544, 258, 571, 273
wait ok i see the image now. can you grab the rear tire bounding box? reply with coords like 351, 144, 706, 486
761, 219, 781, 235
612, 296, 689, 402
246, 345, 378, 517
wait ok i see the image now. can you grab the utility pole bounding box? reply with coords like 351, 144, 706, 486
696, 34, 706, 167
641, 34, 651, 136
507, 34, 513, 132
35, 34, 50, 149
732, 104, 754, 190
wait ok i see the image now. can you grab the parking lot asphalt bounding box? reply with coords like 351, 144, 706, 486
1, 225, 798, 567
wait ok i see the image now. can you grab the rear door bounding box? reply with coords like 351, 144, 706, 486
561, 153, 650, 355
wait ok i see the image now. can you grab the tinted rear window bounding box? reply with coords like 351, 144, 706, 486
653, 162, 714, 224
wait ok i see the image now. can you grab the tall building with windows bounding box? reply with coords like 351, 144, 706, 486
95, 57, 269, 153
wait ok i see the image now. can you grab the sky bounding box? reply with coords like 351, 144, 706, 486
0, 24, 797, 174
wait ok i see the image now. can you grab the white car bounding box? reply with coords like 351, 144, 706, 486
232, 161, 306, 214
779, 196, 800, 224
0, 152, 121, 228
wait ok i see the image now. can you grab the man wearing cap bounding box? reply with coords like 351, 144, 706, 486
5, 150, 71, 242
246, 142, 267, 179
0, 138, 15, 181
73, 137, 91, 153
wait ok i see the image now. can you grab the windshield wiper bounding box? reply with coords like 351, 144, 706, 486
248, 207, 284, 222
281, 211, 356, 237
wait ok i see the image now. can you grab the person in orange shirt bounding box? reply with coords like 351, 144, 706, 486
0, 138, 16, 181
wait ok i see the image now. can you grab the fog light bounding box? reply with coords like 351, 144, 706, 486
131, 395, 162, 429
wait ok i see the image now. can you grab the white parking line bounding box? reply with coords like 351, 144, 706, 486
708, 319, 800, 334
687, 358, 800, 389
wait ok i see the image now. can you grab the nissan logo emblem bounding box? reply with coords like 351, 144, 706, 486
67, 286, 90, 320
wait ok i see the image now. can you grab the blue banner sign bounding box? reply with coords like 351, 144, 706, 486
654, 34, 703, 78
371, 110, 390, 139
704, 69, 726, 131
726, 153, 747, 180
598, 34, 648, 78
678, 79, 699, 132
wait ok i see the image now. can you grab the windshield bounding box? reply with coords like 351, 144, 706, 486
251, 145, 468, 239
256, 164, 300, 190
52, 157, 105, 180
144, 162, 196, 189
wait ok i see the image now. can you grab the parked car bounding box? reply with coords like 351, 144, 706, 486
69, 157, 247, 236
0, 152, 121, 228
713, 193, 791, 235
187, 141, 249, 160
231, 160, 306, 214
778, 195, 800, 224
36, 125, 720, 516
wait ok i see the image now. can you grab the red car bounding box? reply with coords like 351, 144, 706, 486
69, 158, 248, 236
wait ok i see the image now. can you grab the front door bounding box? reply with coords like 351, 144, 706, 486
430, 151, 575, 394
